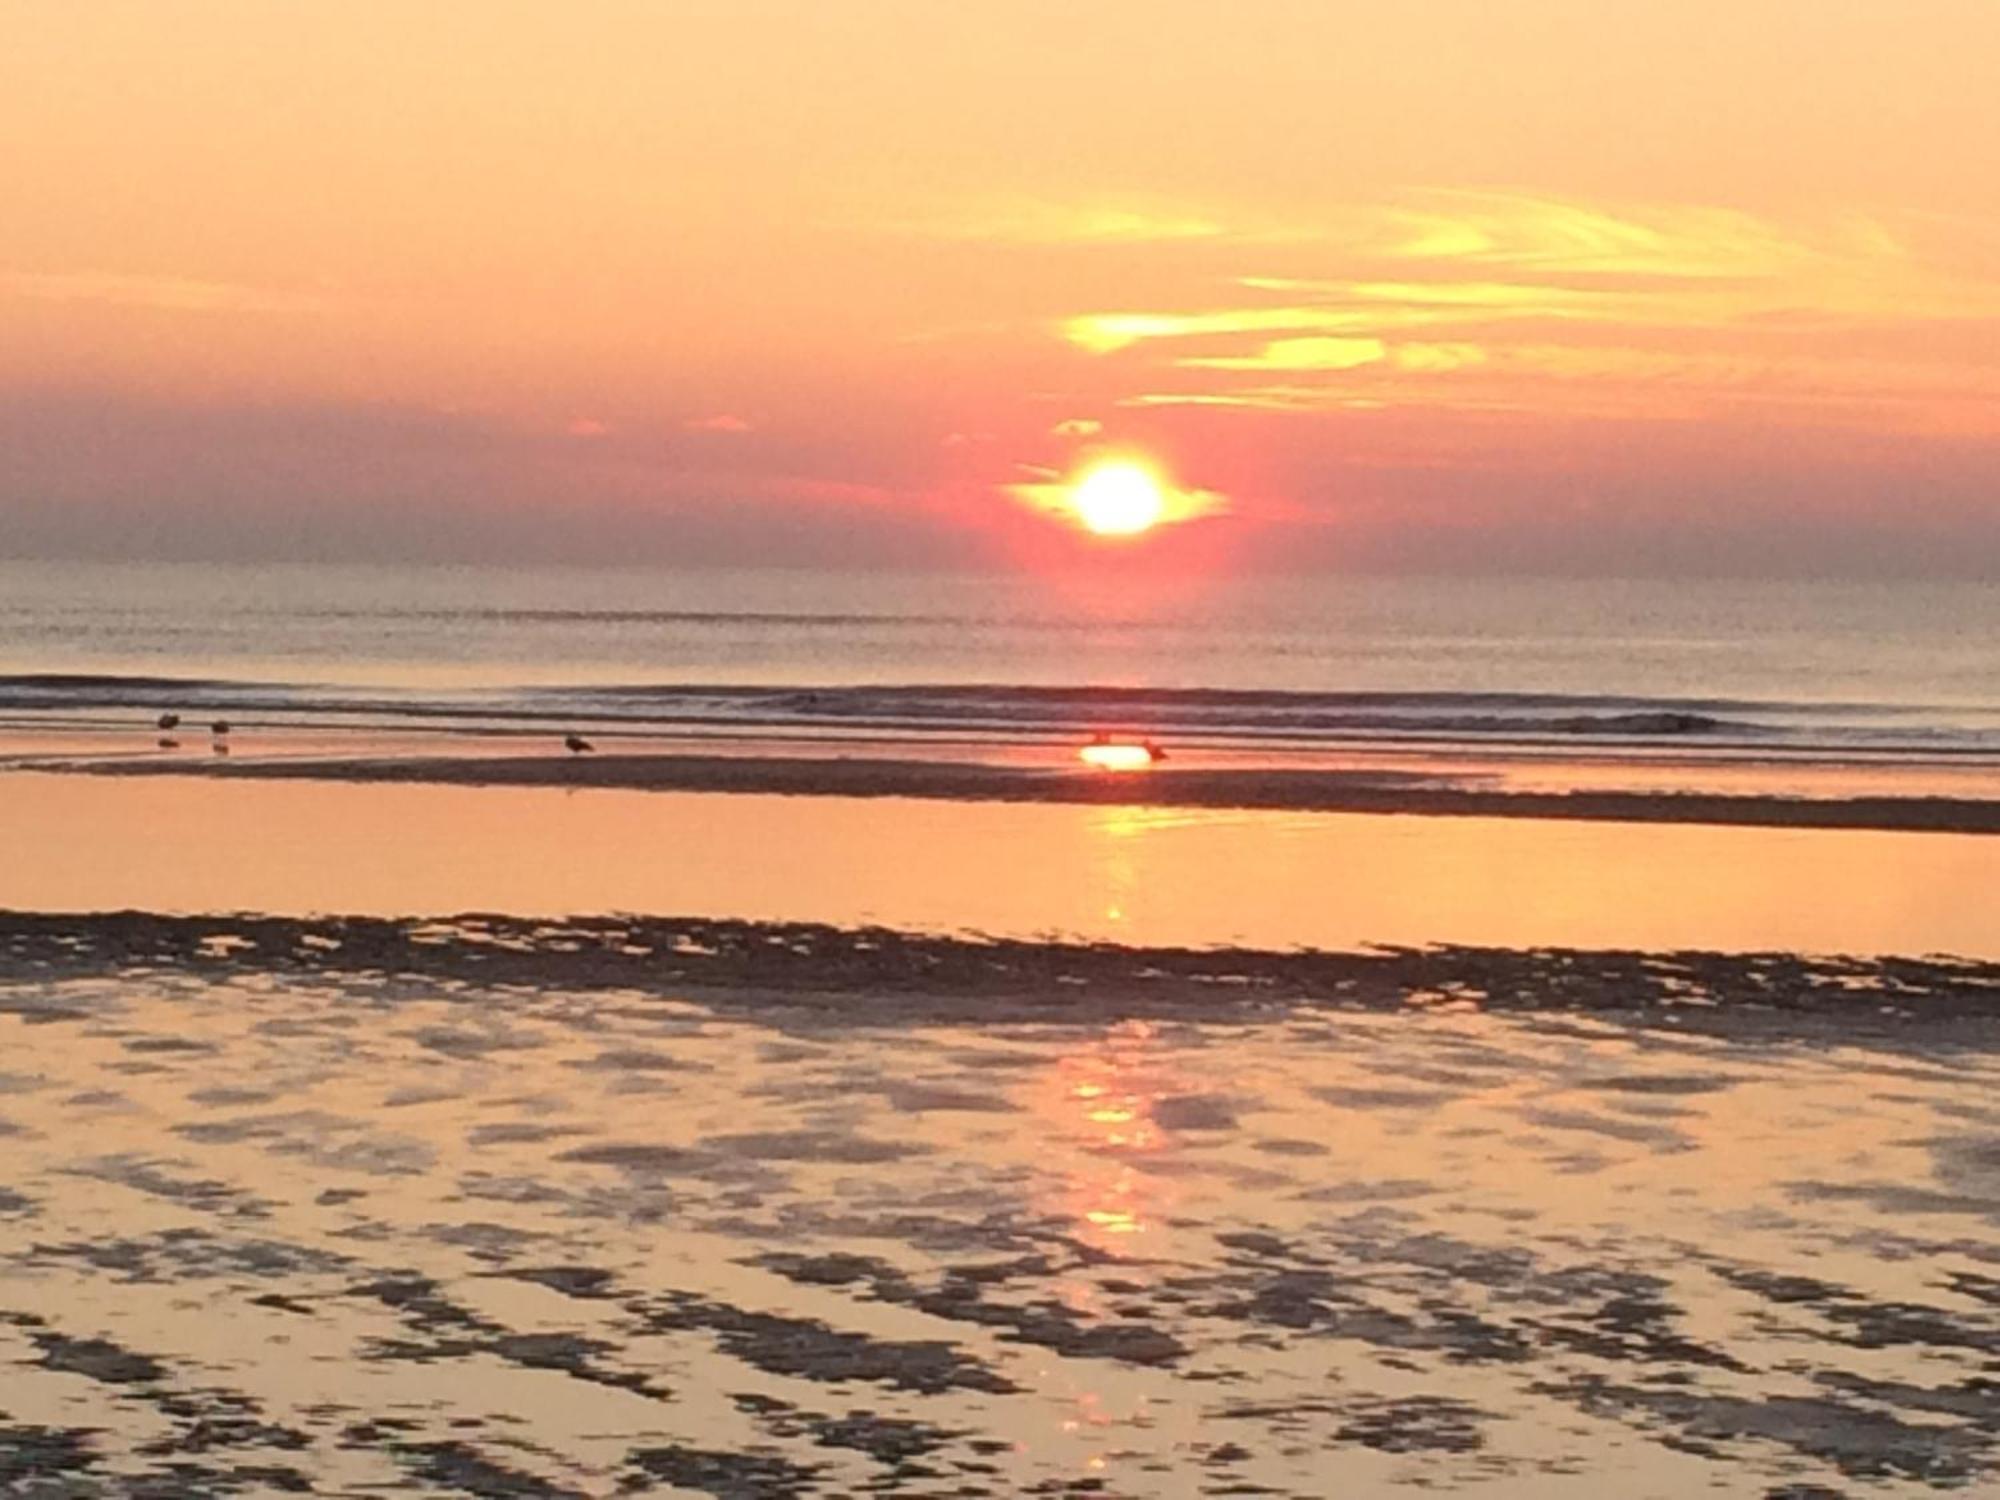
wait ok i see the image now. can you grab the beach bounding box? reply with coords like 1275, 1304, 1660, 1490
2, 569, 1997, 1496
3, 911, 2000, 1497
2, 751, 1998, 1498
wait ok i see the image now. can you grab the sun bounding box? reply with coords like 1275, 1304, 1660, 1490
1070, 462, 1166, 537
1007, 453, 1222, 538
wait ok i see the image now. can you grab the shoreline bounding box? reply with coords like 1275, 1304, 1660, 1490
37, 750, 2000, 834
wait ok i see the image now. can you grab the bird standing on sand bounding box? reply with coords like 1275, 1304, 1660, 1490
210, 719, 231, 737
565, 734, 594, 754
156, 736, 179, 750
156, 712, 181, 730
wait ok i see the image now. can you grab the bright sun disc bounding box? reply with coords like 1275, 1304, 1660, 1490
1071, 462, 1166, 536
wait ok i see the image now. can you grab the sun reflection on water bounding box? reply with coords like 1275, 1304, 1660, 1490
1034, 1018, 1192, 1261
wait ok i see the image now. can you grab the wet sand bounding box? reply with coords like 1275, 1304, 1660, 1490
5, 759, 1997, 1496
51, 749, 2000, 834
2, 914, 1998, 1496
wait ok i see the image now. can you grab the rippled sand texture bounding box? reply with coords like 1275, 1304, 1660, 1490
3, 959, 1999, 1497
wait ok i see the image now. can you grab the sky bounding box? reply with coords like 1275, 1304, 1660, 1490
3, 0, 1998, 575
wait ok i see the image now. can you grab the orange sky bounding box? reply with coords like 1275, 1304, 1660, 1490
4, 1, 1997, 572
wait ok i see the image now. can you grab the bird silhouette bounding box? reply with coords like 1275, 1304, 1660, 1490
210, 720, 231, 736
156, 712, 181, 730
156, 736, 179, 750
564, 734, 594, 754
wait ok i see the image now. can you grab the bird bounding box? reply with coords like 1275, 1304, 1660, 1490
209, 719, 231, 736
564, 734, 594, 754
156, 712, 181, 730
1142, 739, 1168, 763
156, 736, 179, 750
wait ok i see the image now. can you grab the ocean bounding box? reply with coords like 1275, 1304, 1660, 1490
2, 560, 1996, 771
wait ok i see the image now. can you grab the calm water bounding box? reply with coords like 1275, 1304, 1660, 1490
1, 561, 1995, 763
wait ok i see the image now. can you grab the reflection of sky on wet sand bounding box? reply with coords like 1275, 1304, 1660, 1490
6, 772, 1998, 956
3, 956, 1998, 1495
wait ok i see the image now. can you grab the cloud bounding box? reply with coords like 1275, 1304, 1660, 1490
0, 269, 327, 315
898, 198, 1229, 246
684, 413, 754, 433
565, 416, 611, 438
1180, 336, 1386, 372
1052, 192, 2000, 433
1049, 418, 1102, 438
1114, 389, 1386, 413
1366, 194, 1806, 279
1111, 392, 1295, 410
1064, 306, 1371, 354
1394, 342, 1487, 373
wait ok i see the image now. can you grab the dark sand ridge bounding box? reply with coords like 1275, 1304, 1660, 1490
4, 910, 1997, 1040
46, 751, 2000, 834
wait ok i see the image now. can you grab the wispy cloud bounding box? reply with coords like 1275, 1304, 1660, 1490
896, 197, 1231, 245
1358, 192, 1820, 280
1055, 192, 2000, 431
1115, 389, 1390, 414
1180, 336, 1387, 372
1065, 307, 1376, 354
0, 269, 328, 315
684, 413, 754, 434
